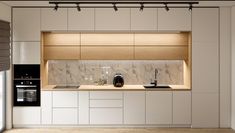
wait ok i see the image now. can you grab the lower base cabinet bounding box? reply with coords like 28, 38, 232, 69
146, 91, 172, 124
124, 91, 145, 124
53, 108, 78, 124
13, 107, 41, 125
173, 91, 191, 125
90, 108, 123, 124
13, 90, 192, 126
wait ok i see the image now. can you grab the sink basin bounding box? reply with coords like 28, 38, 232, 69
54, 85, 80, 89
143, 84, 171, 89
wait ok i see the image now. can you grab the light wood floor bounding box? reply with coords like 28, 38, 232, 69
3, 128, 235, 133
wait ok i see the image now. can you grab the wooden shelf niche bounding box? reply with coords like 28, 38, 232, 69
134, 32, 189, 60
42, 32, 80, 60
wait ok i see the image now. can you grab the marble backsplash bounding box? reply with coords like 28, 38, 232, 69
48, 60, 184, 85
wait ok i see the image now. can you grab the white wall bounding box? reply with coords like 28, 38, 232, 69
0, 2, 12, 130
231, 6, 235, 129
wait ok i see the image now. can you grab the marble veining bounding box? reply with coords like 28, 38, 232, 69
48, 60, 183, 85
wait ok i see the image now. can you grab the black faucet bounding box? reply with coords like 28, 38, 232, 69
151, 69, 158, 87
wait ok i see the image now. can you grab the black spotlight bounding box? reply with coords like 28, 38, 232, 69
54, 3, 58, 11
113, 3, 118, 11
164, 3, 169, 11
140, 3, 144, 11
76, 3, 81, 12
189, 3, 193, 11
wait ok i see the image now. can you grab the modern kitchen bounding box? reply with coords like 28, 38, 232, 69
0, 0, 235, 133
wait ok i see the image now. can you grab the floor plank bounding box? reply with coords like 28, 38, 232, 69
3, 128, 235, 133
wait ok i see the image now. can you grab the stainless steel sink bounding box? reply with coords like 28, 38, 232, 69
143, 84, 171, 88
54, 85, 80, 89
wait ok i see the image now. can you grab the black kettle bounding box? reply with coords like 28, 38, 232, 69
113, 73, 124, 87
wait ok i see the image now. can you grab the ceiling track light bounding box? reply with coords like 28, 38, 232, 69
76, 3, 81, 12
54, 3, 58, 11
113, 3, 118, 11
164, 3, 169, 11
189, 3, 193, 11
140, 3, 144, 11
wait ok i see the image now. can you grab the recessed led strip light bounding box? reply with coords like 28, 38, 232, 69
49, 1, 199, 12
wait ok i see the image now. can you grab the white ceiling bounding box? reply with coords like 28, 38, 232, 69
2, 1, 235, 7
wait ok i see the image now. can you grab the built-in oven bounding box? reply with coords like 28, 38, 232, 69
13, 65, 40, 106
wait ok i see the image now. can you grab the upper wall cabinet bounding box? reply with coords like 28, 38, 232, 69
158, 8, 191, 31
41, 8, 68, 31
13, 42, 40, 64
95, 9, 130, 30
13, 8, 40, 41
68, 8, 95, 31
130, 8, 157, 30
192, 8, 219, 44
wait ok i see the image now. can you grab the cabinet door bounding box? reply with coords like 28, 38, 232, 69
173, 91, 191, 125
78, 91, 89, 124
41, 8, 67, 31
192, 8, 219, 93
90, 108, 123, 124
192, 92, 219, 128
192, 8, 219, 128
13, 8, 40, 41
13, 107, 41, 125
95, 8, 130, 30
53, 108, 78, 124
41, 91, 52, 124
52, 91, 78, 108
158, 8, 191, 31
131, 8, 157, 30
13, 42, 40, 64
146, 91, 172, 124
124, 91, 145, 124
68, 8, 95, 30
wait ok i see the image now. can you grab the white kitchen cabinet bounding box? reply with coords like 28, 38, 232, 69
90, 91, 123, 99
41, 8, 67, 31
90, 99, 123, 108
52, 91, 78, 108
172, 91, 191, 125
192, 8, 219, 128
95, 8, 130, 30
158, 8, 191, 31
13, 107, 41, 125
192, 8, 219, 44
192, 8, 219, 93
13, 42, 40, 64
68, 8, 95, 30
146, 91, 172, 124
13, 8, 40, 41
124, 91, 145, 124
78, 91, 89, 124
192, 92, 219, 128
90, 108, 123, 124
130, 8, 157, 30
53, 108, 78, 124
41, 91, 52, 124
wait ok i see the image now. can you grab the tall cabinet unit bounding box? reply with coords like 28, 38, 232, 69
12, 8, 41, 64
192, 8, 219, 128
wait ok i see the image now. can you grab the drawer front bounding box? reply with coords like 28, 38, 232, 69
53, 91, 78, 108
90, 91, 123, 99
90, 100, 123, 108
53, 108, 78, 125
90, 108, 123, 124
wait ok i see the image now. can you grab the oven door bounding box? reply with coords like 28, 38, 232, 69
14, 82, 40, 106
